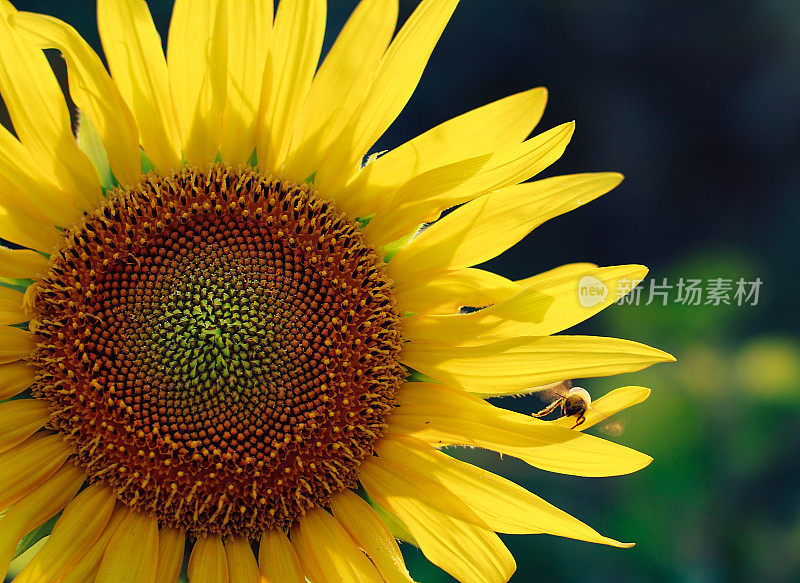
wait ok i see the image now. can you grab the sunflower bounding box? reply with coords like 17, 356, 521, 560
0, 0, 674, 582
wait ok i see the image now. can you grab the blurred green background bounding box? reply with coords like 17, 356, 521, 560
3, 1, 799, 582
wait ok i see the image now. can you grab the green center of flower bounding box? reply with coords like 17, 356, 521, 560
31, 165, 404, 537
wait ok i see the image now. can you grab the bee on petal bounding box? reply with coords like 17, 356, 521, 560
532, 380, 592, 429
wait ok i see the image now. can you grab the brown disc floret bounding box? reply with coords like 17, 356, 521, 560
31, 165, 404, 537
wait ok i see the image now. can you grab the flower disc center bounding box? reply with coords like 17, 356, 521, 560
31, 165, 404, 537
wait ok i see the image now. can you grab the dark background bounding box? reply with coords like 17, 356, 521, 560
3, 1, 799, 582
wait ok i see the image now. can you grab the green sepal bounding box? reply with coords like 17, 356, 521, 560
12, 512, 61, 561
246, 148, 258, 169
405, 366, 438, 384
0, 277, 33, 294
304, 172, 316, 185
0, 387, 34, 405
373, 503, 418, 547
355, 214, 374, 229
76, 113, 116, 192
140, 149, 156, 175
357, 486, 419, 547
382, 230, 416, 263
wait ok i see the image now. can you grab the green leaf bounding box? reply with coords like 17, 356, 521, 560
12, 512, 61, 561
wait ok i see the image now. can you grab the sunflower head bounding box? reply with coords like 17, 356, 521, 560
31, 165, 404, 537
0, 0, 673, 582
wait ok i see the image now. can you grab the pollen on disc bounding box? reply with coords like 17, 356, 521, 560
31, 165, 404, 537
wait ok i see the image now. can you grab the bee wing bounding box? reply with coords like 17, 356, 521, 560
529, 379, 572, 401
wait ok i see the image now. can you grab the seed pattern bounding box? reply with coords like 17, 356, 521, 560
31, 165, 404, 537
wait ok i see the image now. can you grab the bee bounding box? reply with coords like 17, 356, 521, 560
532, 380, 592, 429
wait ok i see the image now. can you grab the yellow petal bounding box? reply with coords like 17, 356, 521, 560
0, 286, 25, 324
361, 153, 491, 242
224, 536, 259, 583
60, 506, 128, 583
97, 0, 183, 174
14, 484, 116, 583
0, 326, 35, 364
390, 383, 653, 477
515, 262, 595, 288
360, 455, 515, 583
331, 490, 417, 583
257, 529, 304, 583
0, 462, 85, 578
21, 282, 36, 316
95, 510, 159, 583
0, 247, 49, 279
0, 132, 80, 232
368, 500, 418, 547
0, 3, 101, 211
12, 11, 141, 187
363, 122, 575, 247
391, 172, 623, 280
551, 385, 652, 431
0, 399, 50, 454
283, 527, 319, 582
315, 0, 459, 195
257, 0, 326, 173
393, 268, 520, 315
290, 508, 384, 583
221, 0, 272, 164
283, 0, 398, 185
401, 334, 675, 395
377, 434, 632, 547
510, 265, 648, 336
0, 361, 35, 401
400, 282, 551, 344
168, 0, 227, 164
75, 112, 115, 189
155, 527, 186, 583
0, 197, 61, 253
374, 87, 548, 191
401, 265, 648, 344
346, 87, 548, 216
0, 433, 72, 511
188, 535, 229, 583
